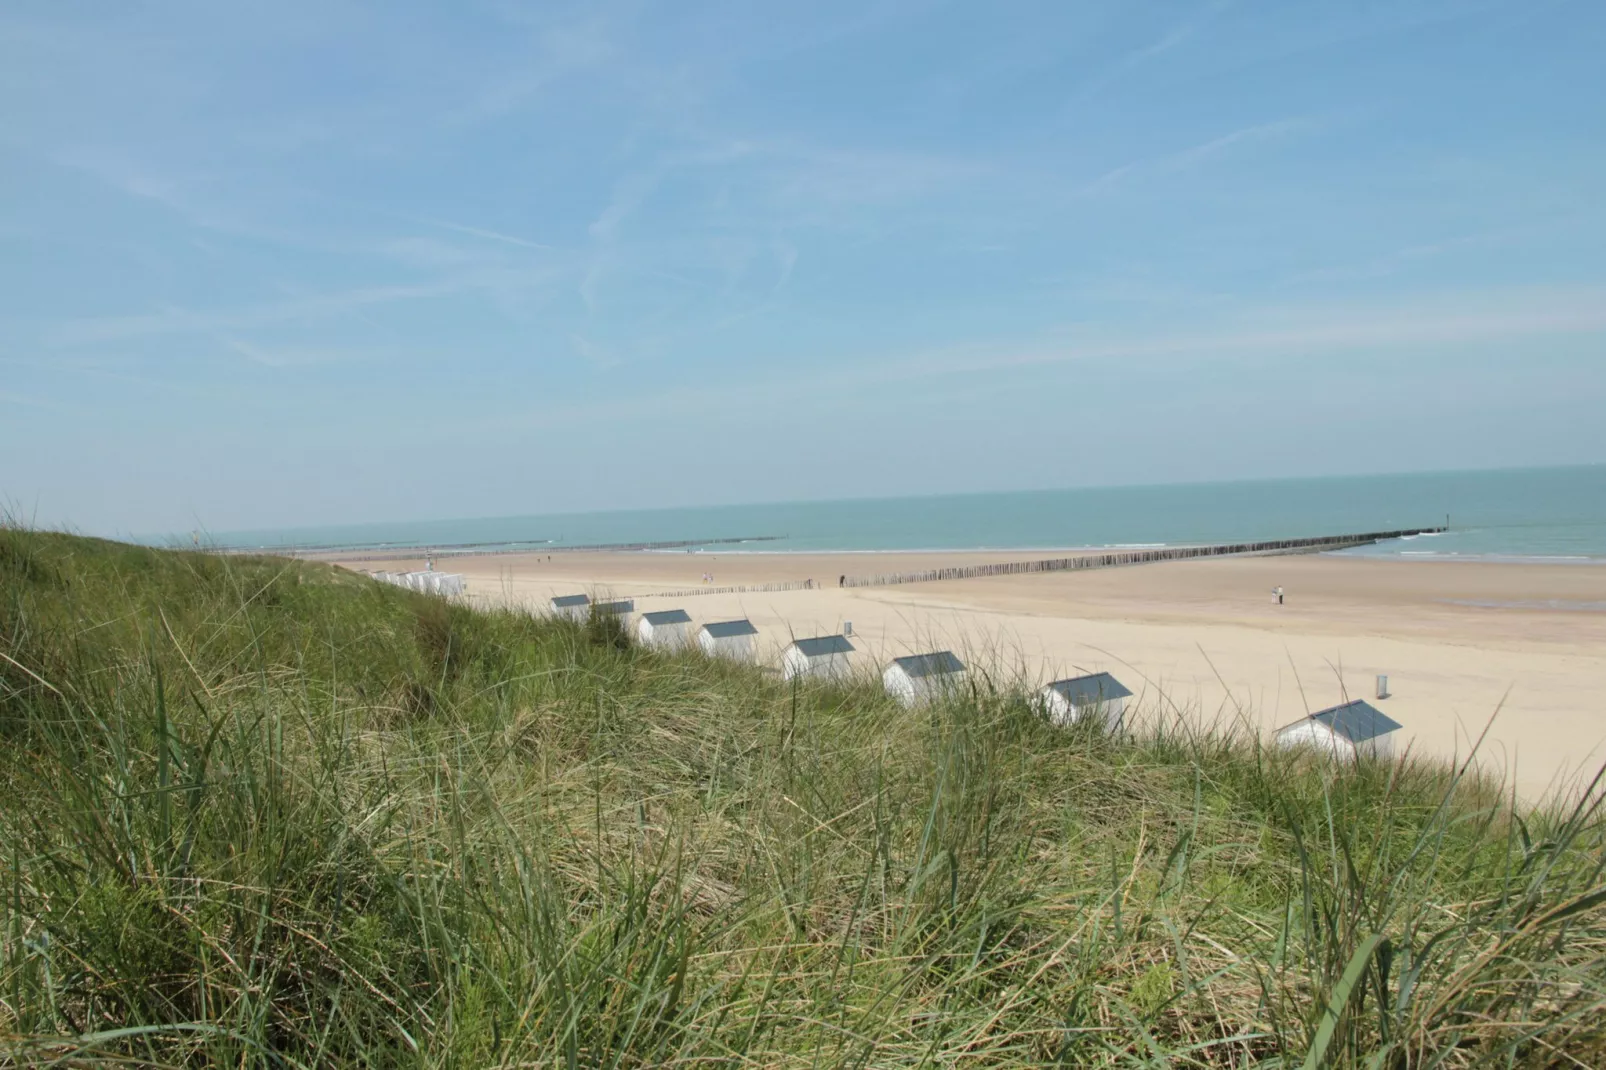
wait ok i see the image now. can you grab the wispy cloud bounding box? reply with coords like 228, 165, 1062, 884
1065, 0, 1234, 109
1165, 118, 1313, 167
1129, 0, 1234, 62
578, 257, 609, 315
50, 147, 241, 232
47, 283, 459, 347
568, 332, 622, 369
218, 335, 376, 369
1288, 221, 1577, 285
454, 15, 618, 121
419, 216, 552, 251
574, 132, 985, 312
905, 287, 1606, 380
758, 139, 991, 215
46, 265, 563, 348
1080, 117, 1314, 194
47, 146, 366, 255
475, 285, 1606, 434
380, 237, 493, 269
589, 165, 672, 243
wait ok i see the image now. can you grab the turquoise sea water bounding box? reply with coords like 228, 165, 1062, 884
191, 465, 1606, 561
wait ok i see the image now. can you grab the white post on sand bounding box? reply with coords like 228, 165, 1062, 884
844, 621, 853, 636
1376, 674, 1390, 700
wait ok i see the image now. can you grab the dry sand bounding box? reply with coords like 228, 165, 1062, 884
336, 548, 1606, 804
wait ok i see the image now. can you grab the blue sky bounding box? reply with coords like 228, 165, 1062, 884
2, 0, 1603, 537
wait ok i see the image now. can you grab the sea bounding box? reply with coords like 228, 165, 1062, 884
188, 465, 1606, 562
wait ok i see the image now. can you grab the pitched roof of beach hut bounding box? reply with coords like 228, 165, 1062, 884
594, 600, 634, 615
702, 619, 758, 638
1045, 672, 1133, 704
1309, 700, 1401, 743
891, 651, 965, 677
791, 635, 855, 657
551, 594, 590, 608
642, 609, 692, 626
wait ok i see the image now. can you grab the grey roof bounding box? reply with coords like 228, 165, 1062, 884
1045, 672, 1133, 704
643, 609, 692, 626
1310, 700, 1401, 743
891, 651, 966, 678
551, 594, 590, 607
790, 634, 855, 657
702, 619, 758, 638
593, 599, 634, 615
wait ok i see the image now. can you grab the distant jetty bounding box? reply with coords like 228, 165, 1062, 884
840, 527, 1444, 587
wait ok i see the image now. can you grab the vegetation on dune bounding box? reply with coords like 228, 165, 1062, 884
1, 526, 1604, 1068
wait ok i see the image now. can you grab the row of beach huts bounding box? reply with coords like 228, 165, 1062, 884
548, 592, 1403, 759
371, 569, 467, 596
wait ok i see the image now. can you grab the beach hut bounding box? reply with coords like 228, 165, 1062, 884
637, 609, 693, 650
699, 619, 758, 660
882, 651, 966, 706
405, 572, 453, 594
1275, 700, 1402, 761
550, 594, 590, 621
1041, 672, 1132, 732
780, 635, 855, 682
432, 573, 466, 596
593, 599, 634, 617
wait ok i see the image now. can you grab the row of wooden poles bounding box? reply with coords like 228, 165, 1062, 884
843, 527, 1444, 587
626, 528, 1446, 599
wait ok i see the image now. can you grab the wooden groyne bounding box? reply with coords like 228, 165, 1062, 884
623, 528, 1444, 599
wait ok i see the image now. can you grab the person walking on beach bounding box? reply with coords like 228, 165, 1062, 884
1273, 585, 1284, 605
839, 574, 845, 588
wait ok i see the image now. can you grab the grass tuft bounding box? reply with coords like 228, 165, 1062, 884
1, 526, 1603, 1067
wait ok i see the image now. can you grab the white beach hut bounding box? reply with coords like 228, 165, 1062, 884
699, 619, 758, 661
780, 635, 855, 682
550, 594, 591, 621
1275, 700, 1402, 761
637, 609, 693, 650
882, 651, 967, 706
1041, 672, 1132, 732
593, 599, 634, 618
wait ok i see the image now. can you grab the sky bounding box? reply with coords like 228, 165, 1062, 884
2, 0, 1604, 537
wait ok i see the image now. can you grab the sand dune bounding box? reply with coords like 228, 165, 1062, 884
334, 548, 1606, 803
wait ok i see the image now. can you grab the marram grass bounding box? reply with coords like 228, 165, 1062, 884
1, 526, 1603, 1068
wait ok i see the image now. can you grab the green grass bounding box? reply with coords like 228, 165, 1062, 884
1, 526, 1603, 1067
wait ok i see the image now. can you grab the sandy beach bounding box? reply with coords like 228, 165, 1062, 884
333, 548, 1606, 803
